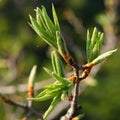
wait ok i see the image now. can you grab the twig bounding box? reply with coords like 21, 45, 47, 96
61, 63, 92, 120
0, 93, 28, 109
0, 93, 43, 120
63, 68, 80, 119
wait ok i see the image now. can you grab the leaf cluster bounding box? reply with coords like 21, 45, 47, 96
29, 4, 73, 65
29, 4, 60, 49
87, 27, 104, 62
86, 27, 117, 65
28, 51, 73, 119
28, 4, 117, 120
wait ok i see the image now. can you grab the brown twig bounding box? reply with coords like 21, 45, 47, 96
63, 69, 80, 119
61, 62, 93, 120
0, 93, 43, 120
0, 93, 28, 109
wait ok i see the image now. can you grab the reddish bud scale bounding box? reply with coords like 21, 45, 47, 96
28, 86, 34, 98
58, 50, 75, 65
67, 93, 73, 101
82, 62, 94, 69
68, 74, 77, 83
81, 62, 94, 79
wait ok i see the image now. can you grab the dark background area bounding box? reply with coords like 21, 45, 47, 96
0, 0, 120, 120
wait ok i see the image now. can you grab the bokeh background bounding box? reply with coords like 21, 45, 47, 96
0, 0, 120, 120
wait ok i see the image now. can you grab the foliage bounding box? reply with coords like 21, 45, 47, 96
0, 0, 119, 120
28, 4, 117, 119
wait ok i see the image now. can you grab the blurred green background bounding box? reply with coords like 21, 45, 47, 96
0, 0, 120, 120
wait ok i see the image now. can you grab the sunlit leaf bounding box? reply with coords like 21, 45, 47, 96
41, 6, 56, 34
28, 65, 37, 87
29, 15, 57, 48
27, 94, 53, 101
86, 27, 104, 62
43, 94, 61, 119
92, 49, 117, 65
51, 51, 65, 77
52, 4, 60, 31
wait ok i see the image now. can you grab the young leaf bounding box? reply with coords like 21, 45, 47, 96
91, 41, 100, 60
86, 29, 91, 61
27, 94, 53, 101
43, 94, 61, 119
44, 83, 61, 89
91, 27, 98, 47
35, 7, 46, 29
52, 72, 68, 83
52, 4, 60, 31
98, 32, 104, 49
28, 65, 37, 98
61, 90, 68, 100
51, 51, 65, 77
92, 49, 117, 65
29, 15, 57, 48
86, 27, 104, 62
28, 65, 37, 87
41, 6, 56, 34
36, 89, 48, 98
46, 88, 61, 95
56, 31, 71, 64
29, 5, 61, 49
43, 67, 53, 76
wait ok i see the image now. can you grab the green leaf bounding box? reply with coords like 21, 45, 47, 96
27, 94, 53, 101
46, 88, 61, 95
86, 29, 91, 61
61, 90, 68, 100
51, 51, 57, 74
29, 15, 57, 48
56, 31, 69, 57
35, 7, 46, 29
43, 67, 53, 76
44, 82, 63, 89
52, 72, 67, 82
51, 51, 65, 77
41, 6, 56, 35
36, 89, 48, 98
28, 65, 37, 86
52, 73, 73, 89
91, 41, 100, 60
43, 94, 61, 119
52, 4, 60, 31
91, 27, 98, 47
92, 49, 117, 65
98, 32, 104, 49
86, 27, 104, 62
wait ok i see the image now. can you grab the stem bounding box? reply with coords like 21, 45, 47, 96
0, 93, 43, 120
61, 64, 91, 120
61, 69, 80, 120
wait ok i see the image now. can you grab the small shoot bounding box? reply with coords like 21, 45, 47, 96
51, 51, 65, 77
29, 5, 59, 49
91, 49, 117, 65
27, 51, 73, 118
29, 5, 76, 66
28, 4, 118, 120
86, 27, 104, 62
28, 65, 37, 98
56, 31, 74, 64
86, 28, 117, 66
84, 27, 117, 78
